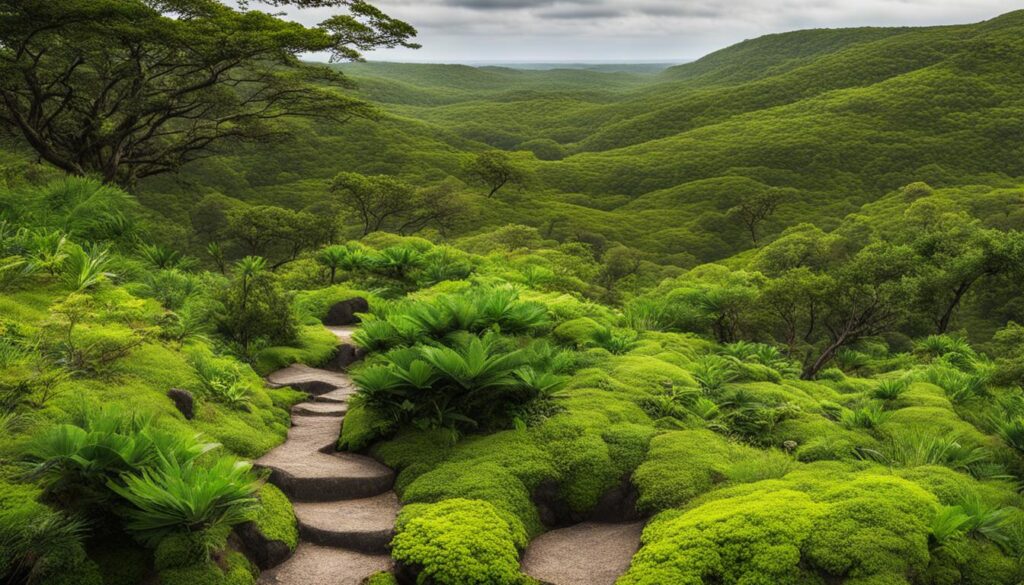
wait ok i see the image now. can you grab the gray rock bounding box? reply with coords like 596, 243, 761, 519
326, 344, 365, 371
324, 298, 369, 327
167, 388, 194, 420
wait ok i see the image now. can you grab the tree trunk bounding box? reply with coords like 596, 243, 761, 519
801, 335, 847, 380
936, 281, 972, 334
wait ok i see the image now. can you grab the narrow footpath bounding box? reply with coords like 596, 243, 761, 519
256, 326, 401, 584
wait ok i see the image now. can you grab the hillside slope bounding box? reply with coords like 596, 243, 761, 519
141, 10, 1024, 265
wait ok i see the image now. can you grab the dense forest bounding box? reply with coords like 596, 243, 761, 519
3, 2, 1024, 585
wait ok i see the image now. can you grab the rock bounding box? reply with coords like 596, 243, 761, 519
166, 388, 194, 420
533, 476, 642, 527
326, 344, 365, 371
324, 298, 369, 327
590, 477, 642, 523
235, 521, 293, 570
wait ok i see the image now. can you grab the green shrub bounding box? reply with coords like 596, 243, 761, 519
633, 430, 748, 512
552, 317, 603, 347
249, 484, 298, 551
365, 573, 399, 585
216, 257, 296, 353
158, 551, 255, 585
622, 471, 937, 585
188, 349, 254, 410
0, 480, 97, 584
351, 333, 564, 439
108, 455, 260, 546
391, 499, 528, 585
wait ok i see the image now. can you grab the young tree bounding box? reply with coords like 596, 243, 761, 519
729, 188, 788, 245
218, 256, 296, 353
224, 205, 333, 268
330, 172, 461, 236
0, 0, 418, 186
330, 172, 416, 236
463, 151, 526, 198
799, 242, 919, 379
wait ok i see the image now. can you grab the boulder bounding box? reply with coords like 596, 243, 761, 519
166, 388, 194, 420
324, 297, 369, 326
325, 344, 365, 371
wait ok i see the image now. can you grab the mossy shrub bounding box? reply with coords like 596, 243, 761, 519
251, 484, 298, 551
391, 499, 529, 585
623, 471, 939, 585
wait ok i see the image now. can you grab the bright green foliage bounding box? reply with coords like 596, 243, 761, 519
366, 573, 399, 585
392, 499, 529, 585
632, 430, 754, 512
250, 484, 299, 551
0, 480, 100, 585
623, 470, 937, 585
108, 456, 260, 546
158, 551, 256, 585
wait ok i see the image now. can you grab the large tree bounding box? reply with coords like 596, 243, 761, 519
0, 0, 418, 186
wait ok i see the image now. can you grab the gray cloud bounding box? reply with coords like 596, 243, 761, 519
247, 0, 1022, 62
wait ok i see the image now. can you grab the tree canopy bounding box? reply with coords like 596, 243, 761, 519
0, 0, 418, 186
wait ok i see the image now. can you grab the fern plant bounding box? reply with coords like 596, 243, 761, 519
107, 456, 259, 546
61, 244, 113, 291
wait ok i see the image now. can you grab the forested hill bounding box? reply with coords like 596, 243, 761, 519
141, 10, 1024, 266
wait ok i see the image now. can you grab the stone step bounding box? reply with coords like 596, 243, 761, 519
256, 443, 394, 502
257, 543, 393, 585
521, 521, 645, 585
313, 387, 356, 404
294, 492, 400, 553
291, 402, 348, 417
266, 364, 354, 395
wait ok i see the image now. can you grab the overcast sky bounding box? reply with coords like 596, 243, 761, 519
258, 1, 1020, 63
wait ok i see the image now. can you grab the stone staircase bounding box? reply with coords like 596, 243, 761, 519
256, 326, 400, 584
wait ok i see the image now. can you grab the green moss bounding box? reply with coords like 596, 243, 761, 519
252, 325, 339, 376
154, 533, 208, 572
158, 552, 255, 585
392, 499, 529, 585
632, 430, 751, 512
250, 484, 298, 551
607, 355, 699, 393
365, 573, 399, 585
623, 469, 938, 585
401, 461, 539, 538
895, 465, 1019, 506
552, 317, 603, 347
338, 401, 393, 452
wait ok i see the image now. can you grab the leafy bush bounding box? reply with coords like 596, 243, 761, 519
688, 355, 738, 394
352, 334, 564, 439
352, 287, 549, 352
21, 407, 218, 510
188, 350, 254, 410
108, 456, 260, 546
216, 257, 296, 353
860, 430, 990, 474
61, 244, 114, 291
872, 377, 910, 401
